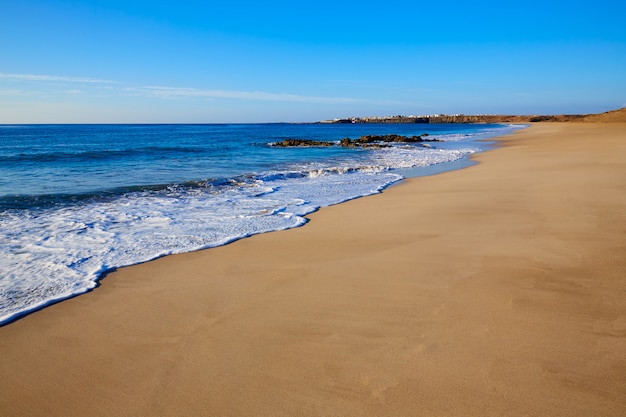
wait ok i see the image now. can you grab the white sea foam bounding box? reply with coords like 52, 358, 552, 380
0, 169, 402, 324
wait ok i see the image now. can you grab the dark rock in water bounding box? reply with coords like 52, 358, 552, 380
339, 137, 353, 147
271, 139, 333, 147
271, 134, 440, 148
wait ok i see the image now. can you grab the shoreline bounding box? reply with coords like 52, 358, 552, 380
0, 123, 518, 327
1, 123, 625, 416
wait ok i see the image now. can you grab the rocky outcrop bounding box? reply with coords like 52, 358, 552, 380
340, 134, 440, 147
271, 134, 439, 148
271, 139, 333, 147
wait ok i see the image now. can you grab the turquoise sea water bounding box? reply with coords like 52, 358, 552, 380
0, 123, 524, 324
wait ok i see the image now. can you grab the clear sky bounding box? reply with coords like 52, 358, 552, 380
1, 0, 625, 123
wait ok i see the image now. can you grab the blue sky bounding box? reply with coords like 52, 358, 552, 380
1, 0, 625, 123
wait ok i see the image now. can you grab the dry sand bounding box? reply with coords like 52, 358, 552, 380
1, 123, 625, 416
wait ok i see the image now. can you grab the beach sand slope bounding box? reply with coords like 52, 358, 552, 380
1, 123, 625, 416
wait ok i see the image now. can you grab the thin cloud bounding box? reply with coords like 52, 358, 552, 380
0, 89, 39, 97
137, 86, 361, 104
0, 73, 120, 84
1, 73, 371, 104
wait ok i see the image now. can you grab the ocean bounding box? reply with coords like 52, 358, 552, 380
0, 123, 524, 325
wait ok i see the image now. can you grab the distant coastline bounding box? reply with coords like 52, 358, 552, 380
319, 107, 626, 124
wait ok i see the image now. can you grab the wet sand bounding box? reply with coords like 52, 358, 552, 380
1, 123, 625, 416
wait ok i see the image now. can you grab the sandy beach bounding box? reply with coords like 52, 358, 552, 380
1, 122, 625, 416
